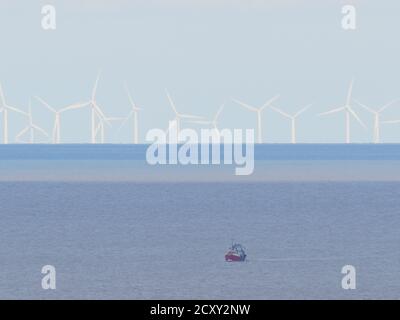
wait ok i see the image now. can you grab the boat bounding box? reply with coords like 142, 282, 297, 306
225, 242, 246, 262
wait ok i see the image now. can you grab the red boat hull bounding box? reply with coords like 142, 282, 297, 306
225, 252, 245, 262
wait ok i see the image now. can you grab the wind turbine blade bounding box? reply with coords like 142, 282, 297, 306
93, 102, 111, 127
97, 114, 112, 129
261, 94, 280, 111
354, 99, 375, 114
379, 99, 400, 113
16, 126, 29, 140
294, 104, 312, 118
92, 70, 101, 100
231, 98, 258, 112
346, 78, 354, 106
165, 120, 177, 134
0, 83, 5, 105
32, 124, 49, 137
348, 107, 366, 128
6, 105, 28, 116
179, 114, 203, 119
382, 120, 400, 124
59, 102, 90, 113
94, 121, 102, 136
270, 106, 291, 119
214, 103, 225, 121
117, 111, 134, 132
124, 83, 141, 111
34, 96, 56, 113
165, 89, 178, 115
318, 106, 345, 116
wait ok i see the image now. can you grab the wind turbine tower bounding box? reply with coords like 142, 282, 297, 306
354, 99, 399, 143
0, 83, 28, 144
88, 71, 111, 143
232, 94, 280, 143
35, 96, 89, 144
165, 89, 202, 138
190, 102, 225, 135
119, 83, 141, 144
16, 100, 48, 143
271, 104, 312, 143
318, 79, 365, 143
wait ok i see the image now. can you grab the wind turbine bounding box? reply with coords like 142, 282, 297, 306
165, 89, 203, 137
16, 100, 48, 143
232, 94, 280, 143
118, 84, 141, 144
0, 83, 28, 144
318, 79, 366, 143
354, 99, 399, 143
189, 102, 225, 135
34, 96, 89, 144
270, 104, 312, 143
88, 71, 111, 143
95, 116, 124, 144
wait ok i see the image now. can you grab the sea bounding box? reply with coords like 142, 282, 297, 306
0, 144, 399, 299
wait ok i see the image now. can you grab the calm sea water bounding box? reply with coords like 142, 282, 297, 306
1, 143, 400, 160
0, 145, 399, 299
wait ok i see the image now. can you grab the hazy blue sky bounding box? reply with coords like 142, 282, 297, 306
1, 0, 400, 143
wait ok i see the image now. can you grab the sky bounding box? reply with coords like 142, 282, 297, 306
1, 0, 400, 143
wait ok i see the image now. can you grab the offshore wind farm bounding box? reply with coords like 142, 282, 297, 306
1, 77, 400, 144
1, 0, 400, 301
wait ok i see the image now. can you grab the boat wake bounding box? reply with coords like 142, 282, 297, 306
248, 255, 384, 262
